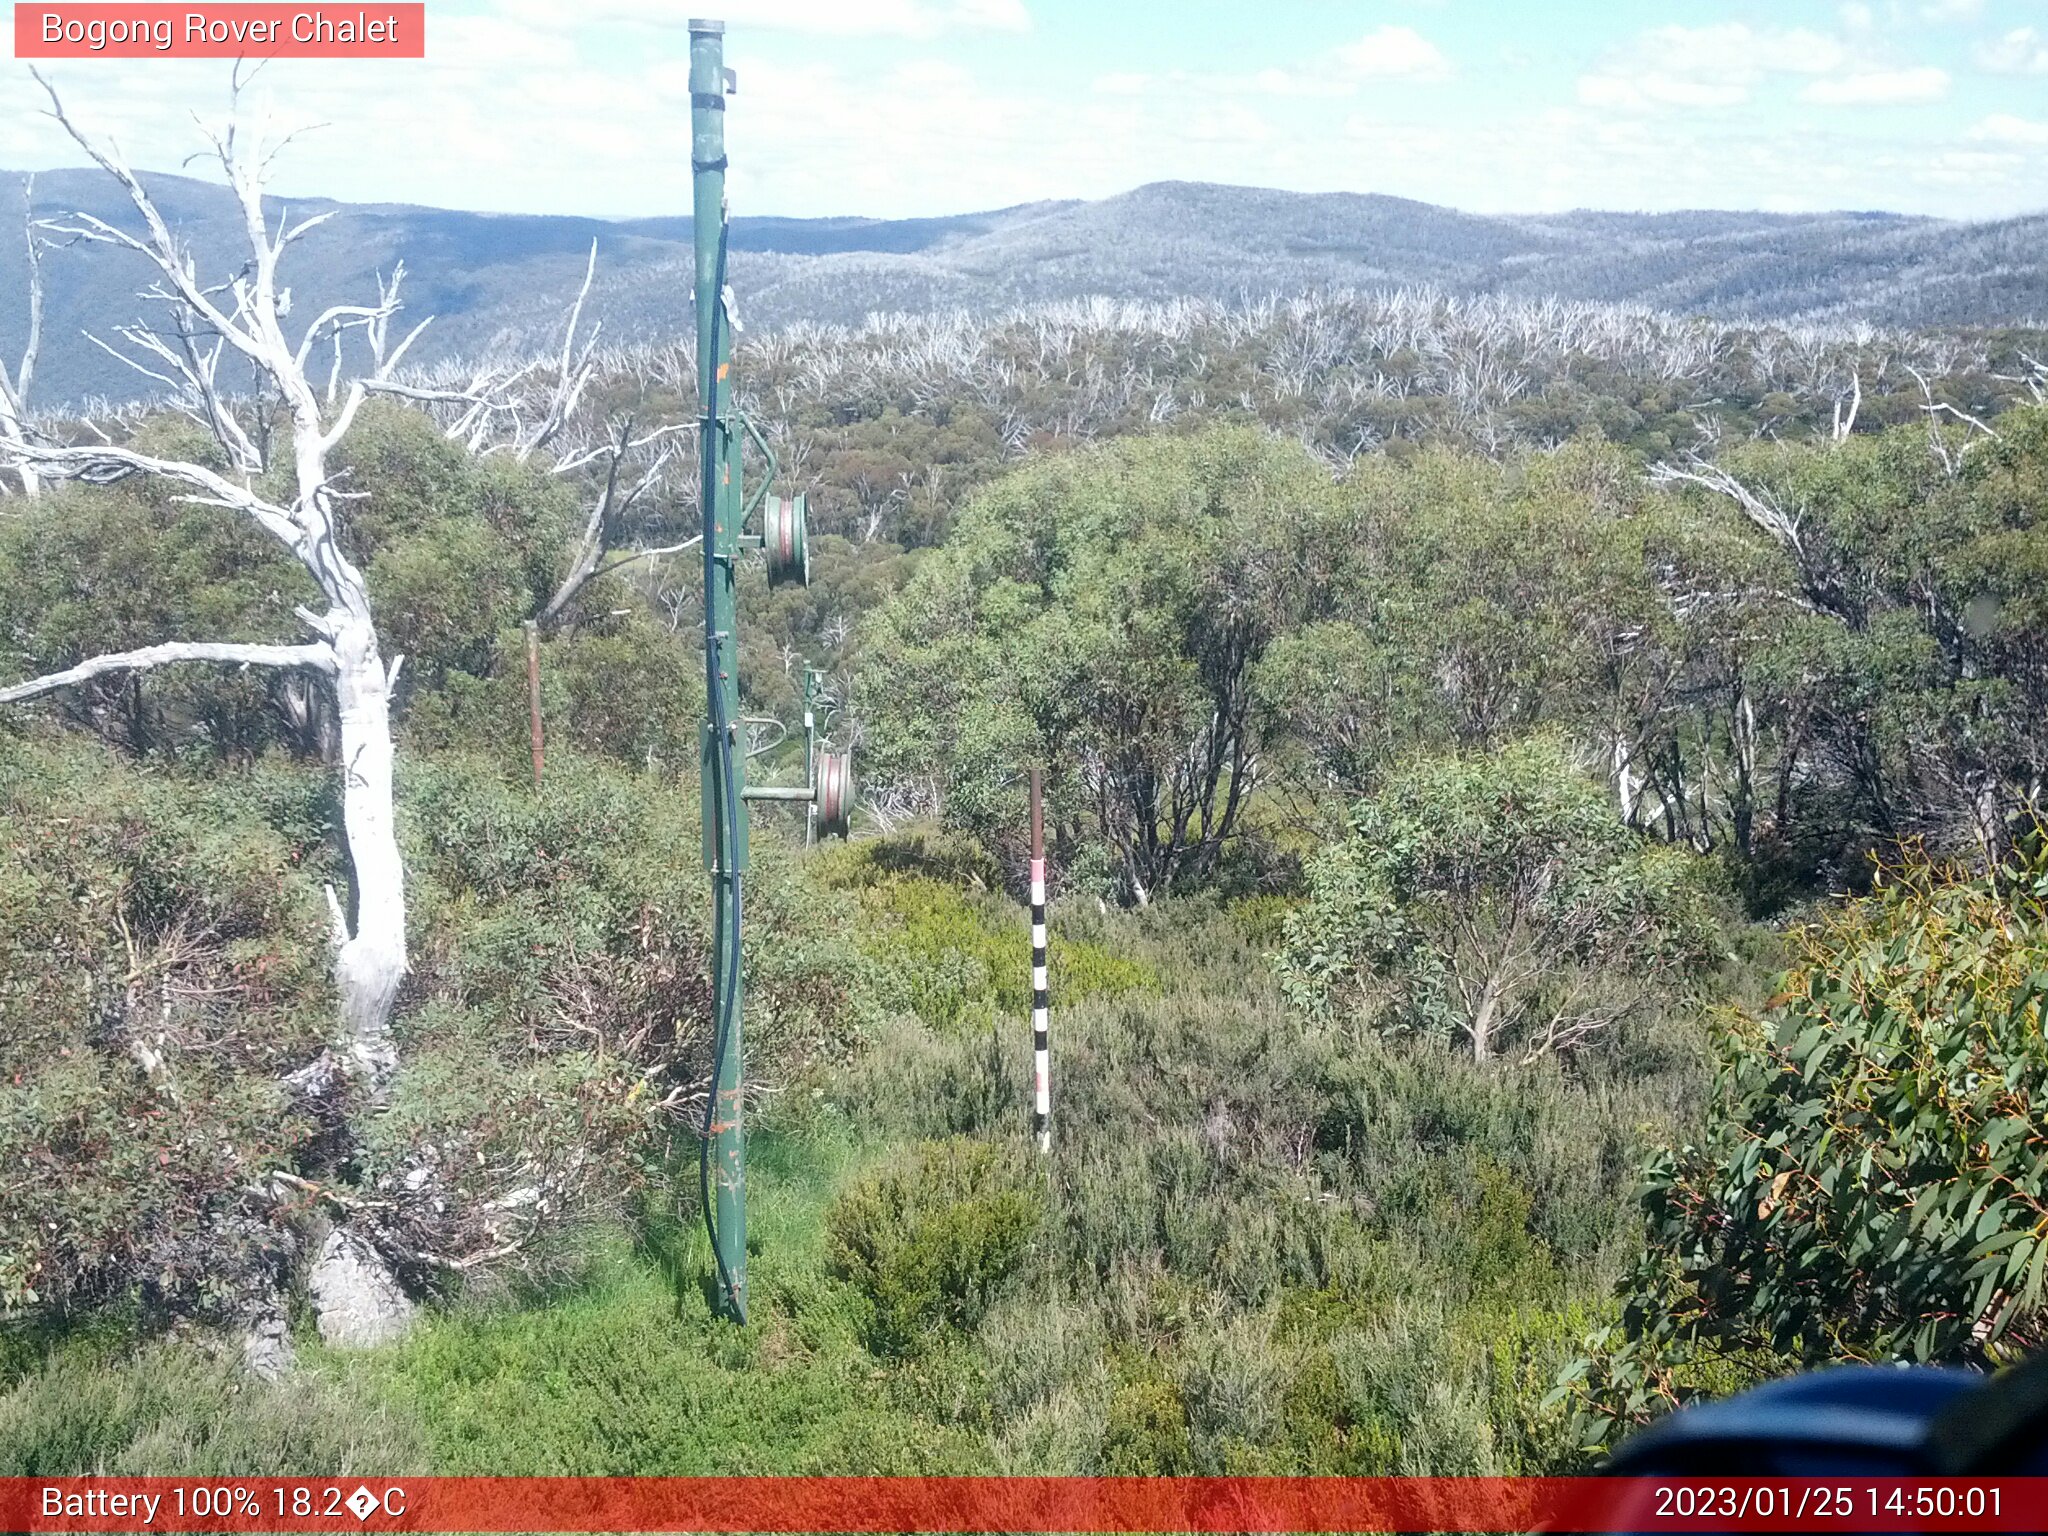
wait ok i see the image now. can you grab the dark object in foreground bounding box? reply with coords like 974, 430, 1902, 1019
1585, 1354, 2048, 1531
1607, 1352, 2048, 1476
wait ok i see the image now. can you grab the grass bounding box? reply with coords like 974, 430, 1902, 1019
0, 1336, 426, 1476
327, 1121, 985, 1475
0, 852, 1708, 1477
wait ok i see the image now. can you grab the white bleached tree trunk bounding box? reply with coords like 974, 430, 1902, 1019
2, 73, 425, 1090
0, 175, 42, 496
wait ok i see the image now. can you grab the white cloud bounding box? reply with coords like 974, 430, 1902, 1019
1333, 25, 1451, 81
1800, 67, 1949, 104
1083, 32, 1446, 107
1904, 148, 2021, 186
1976, 26, 2048, 75
1648, 23, 1846, 77
1178, 101, 1279, 146
3, 2, 2041, 231
1250, 66, 1356, 99
427, 14, 563, 69
950, 0, 1030, 32
1919, 0, 1982, 20
1578, 74, 1745, 111
1577, 24, 1846, 113
499, 0, 1029, 38
1968, 112, 2048, 144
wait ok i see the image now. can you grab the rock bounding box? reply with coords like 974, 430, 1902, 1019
307, 1228, 415, 1348
242, 1307, 296, 1381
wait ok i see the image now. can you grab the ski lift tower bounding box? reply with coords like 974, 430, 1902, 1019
689, 18, 854, 1324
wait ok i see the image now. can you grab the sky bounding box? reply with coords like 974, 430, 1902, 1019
3, 1, 2047, 222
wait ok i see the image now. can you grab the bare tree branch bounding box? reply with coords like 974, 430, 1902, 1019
1904, 363, 1999, 479
1831, 365, 1861, 444
589, 533, 703, 580
513, 240, 602, 463
0, 640, 334, 704
1650, 453, 1806, 558
30, 70, 271, 372
537, 411, 687, 626
8, 440, 305, 547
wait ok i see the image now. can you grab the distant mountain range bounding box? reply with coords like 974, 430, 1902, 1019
2, 169, 2044, 405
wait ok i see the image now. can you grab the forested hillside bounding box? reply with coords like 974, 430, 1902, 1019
4, 167, 2046, 403
6, 115, 2048, 1479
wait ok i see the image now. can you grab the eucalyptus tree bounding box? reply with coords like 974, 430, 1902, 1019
862, 425, 1337, 902
1566, 842, 2048, 1452
1647, 406, 2048, 866
1278, 735, 1721, 1064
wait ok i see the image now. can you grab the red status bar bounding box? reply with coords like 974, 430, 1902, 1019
9, 1476, 2048, 1533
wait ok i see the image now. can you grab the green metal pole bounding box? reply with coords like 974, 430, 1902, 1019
803, 668, 819, 847
691, 16, 747, 1323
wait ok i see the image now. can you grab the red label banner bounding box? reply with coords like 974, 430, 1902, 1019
13, 5, 425, 58
5, 1477, 2048, 1533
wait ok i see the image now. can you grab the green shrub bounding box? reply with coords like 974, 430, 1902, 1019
1227, 893, 1298, 951
372, 748, 866, 1287
1563, 839, 2048, 1453
826, 1138, 1044, 1355
970, 1292, 1110, 1427
0, 738, 331, 1322
1100, 1374, 1192, 1473
370, 521, 534, 684
338, 400, 575, 599
821, 835, 1155, 1033
401, 618, 702, 774
1178, 1309, 1289, 1471
0, 475, 309, 759
1278, 734, 1724, 1063
0, 400, 582, 764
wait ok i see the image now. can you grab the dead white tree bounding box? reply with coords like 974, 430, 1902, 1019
1830, 365, 1862, 444
1904, 362, 2000, 477
361, 247, 702, 631
1649, 448, 1859, 628
363, 240, 601, 461
1, 73, 425, 1109
538, 413, 696, 627
516, 240, 602, 461
1650, 450, 1807, 563
0, 174, 42, 496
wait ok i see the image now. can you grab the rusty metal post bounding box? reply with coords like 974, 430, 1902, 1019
524, 620, 544, 790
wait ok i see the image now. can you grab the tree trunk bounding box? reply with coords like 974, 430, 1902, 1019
331, 614, 406, 1090
1470, 972, 1504, 1061
1612, 731, 1640, 826
1971, 773, 2008, 869
1731, 686, 1757, 859
7, 77, 428, 1362
0, 419, 35, 496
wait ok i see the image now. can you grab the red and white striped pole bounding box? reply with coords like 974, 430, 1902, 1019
1029, 766, 1050, 1154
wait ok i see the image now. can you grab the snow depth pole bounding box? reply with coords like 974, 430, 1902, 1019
692, 15, 747, 1324
1029, 768, 1051, 1153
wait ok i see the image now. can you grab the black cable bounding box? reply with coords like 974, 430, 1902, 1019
697, 214, 747, 1323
